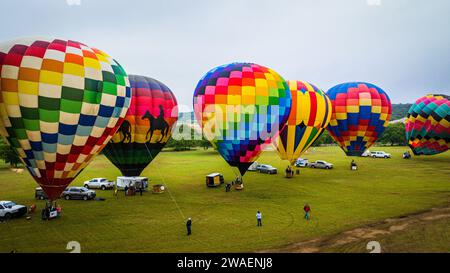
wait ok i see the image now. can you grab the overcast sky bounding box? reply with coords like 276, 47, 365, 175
1, 0, 449, 109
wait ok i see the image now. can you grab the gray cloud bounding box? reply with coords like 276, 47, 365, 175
1, 0, 449, 108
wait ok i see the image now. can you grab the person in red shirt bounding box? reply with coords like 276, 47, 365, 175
303, 204, 311, 220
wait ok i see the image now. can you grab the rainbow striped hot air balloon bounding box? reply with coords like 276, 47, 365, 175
405, 94, 450, 155
193, 63, 291, 176
326, 82, 392, 156
0, 37, 131, 200
275, 80, 332, 165
103, 75, 178, 176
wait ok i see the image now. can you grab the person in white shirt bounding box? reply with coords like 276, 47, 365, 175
256, 211, 262, 227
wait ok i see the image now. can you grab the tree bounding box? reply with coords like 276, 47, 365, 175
377, 123, 406, 146
0, 139, 21, 167
313, 130, 335, 146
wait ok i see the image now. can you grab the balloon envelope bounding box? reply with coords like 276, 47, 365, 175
275, 80, 332, 165
103, 75, 178, 176
0, 38, 131, 199
405, 94, 450, 155
193, 63, 291, 176
326, 82, 392, 156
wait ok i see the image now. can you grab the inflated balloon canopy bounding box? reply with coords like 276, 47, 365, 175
275, 80, 332, 165
0, 38, 131, 199
193, 62, 291, 176
405, 94, 450, 155
326, 82, 392, 156
103, 75, 178, 177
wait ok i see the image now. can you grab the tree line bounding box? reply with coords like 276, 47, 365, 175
0, 123, 407, 167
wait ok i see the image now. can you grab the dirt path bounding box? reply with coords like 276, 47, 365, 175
259, 205, 450, 253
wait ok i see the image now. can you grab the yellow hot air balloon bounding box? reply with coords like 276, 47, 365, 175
274, 80, 332, 165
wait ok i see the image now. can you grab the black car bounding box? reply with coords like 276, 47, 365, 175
35, 187, 49, 200
61, 187, 96, 201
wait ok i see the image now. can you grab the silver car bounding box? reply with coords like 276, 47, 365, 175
62, 187, 96, 201
257, 164, 278, 174
309, 160, 333, 169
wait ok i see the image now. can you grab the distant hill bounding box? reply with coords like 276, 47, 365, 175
178, 103, 413, 123
391, 103, 412, 120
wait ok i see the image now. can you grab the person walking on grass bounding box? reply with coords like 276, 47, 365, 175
256, 211, 262, 227
186, 218, 192, 235
304, 204, 311, 220
124, 185, 129, 196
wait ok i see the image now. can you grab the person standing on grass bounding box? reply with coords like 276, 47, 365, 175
256, 211, 262, 227
304, 204, 311, 220
124, 185, 128, 196
186, 218, 192, 235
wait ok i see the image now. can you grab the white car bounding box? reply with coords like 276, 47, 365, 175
371, 151, 391, 158
295, 158, 309, 167
83, 178, 114, 190
247, 162, 260, 171
0, 201, 27, 220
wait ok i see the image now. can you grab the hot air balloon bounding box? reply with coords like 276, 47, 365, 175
103, 75, 178, 176
326, 82, 392, 156
0, 38, 131, 200
193, 63, 291, 178
274, 80, 332, 165
405, 94, 450, 155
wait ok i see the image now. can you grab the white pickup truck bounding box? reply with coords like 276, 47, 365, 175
83, 178, 115, 190
0, 201, 27, 220
370, 151, 391, 158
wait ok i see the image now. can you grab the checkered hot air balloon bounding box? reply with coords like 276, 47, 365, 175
193, 63, 291, 176
405, 94, 450, 155
326, 82, 392, 156
0, 38, 131, 200
274, 80, 332, 165
103, 75, 178, 176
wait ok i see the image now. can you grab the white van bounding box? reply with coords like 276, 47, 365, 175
116, 177, 149, 190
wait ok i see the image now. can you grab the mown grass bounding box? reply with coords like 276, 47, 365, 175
0, 146, 449, 253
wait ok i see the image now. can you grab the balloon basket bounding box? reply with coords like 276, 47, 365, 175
41, 200, 62, 221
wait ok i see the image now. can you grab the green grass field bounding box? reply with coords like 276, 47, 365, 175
0, 146, 449, 253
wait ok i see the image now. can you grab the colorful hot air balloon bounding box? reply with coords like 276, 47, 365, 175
0, 38, 131, 200
326, 82, 392, 156
275, 80, 332, 165
405, 94, 450, 155
193, 63, 291, 176
103, 75, 178, 176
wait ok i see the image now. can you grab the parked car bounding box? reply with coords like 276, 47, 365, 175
61, 187, 96, 201
294, 158, 309, 167
35, 187, 49, 200
361, 150, 371, 157
247, 162, 260, 171
0, 201, 27, 220
257, 164, 277, 174
371, 151, 391, 158
309, 160, 333, 169
83, 178, 114, 190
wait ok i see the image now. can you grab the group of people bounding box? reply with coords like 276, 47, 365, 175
184, 204, 312, 235
120, 184, 144, 197
285, 165, 295, 177
403, 151, 411, 159
41, 202, 61, 220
